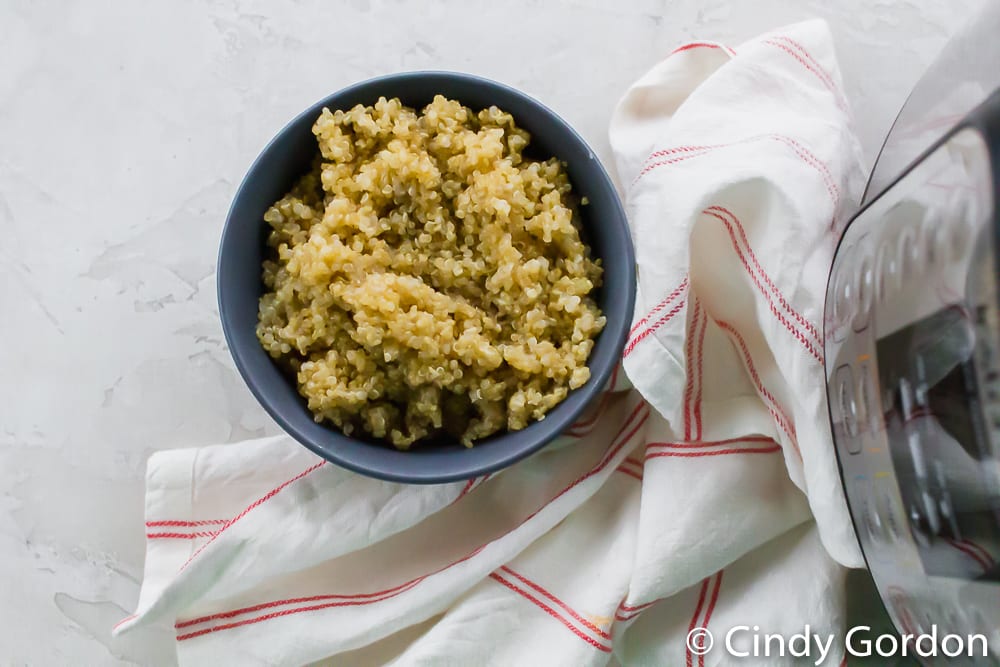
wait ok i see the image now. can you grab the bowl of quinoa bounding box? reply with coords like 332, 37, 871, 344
218, 72, 635, 483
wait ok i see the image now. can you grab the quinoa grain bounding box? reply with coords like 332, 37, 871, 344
257, 96, 605, 448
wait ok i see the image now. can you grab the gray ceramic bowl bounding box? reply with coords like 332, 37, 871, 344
218, 71, 635, 483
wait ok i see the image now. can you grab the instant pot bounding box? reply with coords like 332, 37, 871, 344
826, 3, 1000, 663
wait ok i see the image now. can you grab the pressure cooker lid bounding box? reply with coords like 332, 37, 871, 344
826, 89, 1000, 664
863, 1, 1000, 206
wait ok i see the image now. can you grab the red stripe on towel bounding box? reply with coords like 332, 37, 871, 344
499, 565, 611, 639
624, 298, 687, 358
685, 578, 711, 667
770, 36, 836, 91
763, 38, 846, 111
698, 572, 724, 667
490, 572, 612, 652
173, 404, 651, 639
634, 136, 839, 218
715, 320, 800, 458
645, 445, 782, 460
694, 301, 707, 440
176, 460, 328, 574
683, 298, 702, 440
671, 42, 737, 57
647, 435, 775, 449
706, 205, 822, 344
629, 276, 690, 337
615, 466, 643, 482
145, 519, 228, 527
146, 531, 219, 540
702, 208, 823, 363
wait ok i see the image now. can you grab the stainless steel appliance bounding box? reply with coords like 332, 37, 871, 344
826, 4, 1000, 663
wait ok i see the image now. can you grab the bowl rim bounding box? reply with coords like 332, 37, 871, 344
218, 70, 636, 484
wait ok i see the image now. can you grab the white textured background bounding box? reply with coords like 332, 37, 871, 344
0, 0, 983, 664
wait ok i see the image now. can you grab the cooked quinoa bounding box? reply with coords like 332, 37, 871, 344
256, 95, 605, 448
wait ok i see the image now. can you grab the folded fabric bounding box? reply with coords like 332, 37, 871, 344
610, 18, 866, 571
116, 19, 865, 666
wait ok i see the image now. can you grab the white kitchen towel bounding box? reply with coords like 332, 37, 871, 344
116, 20, 866, 666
